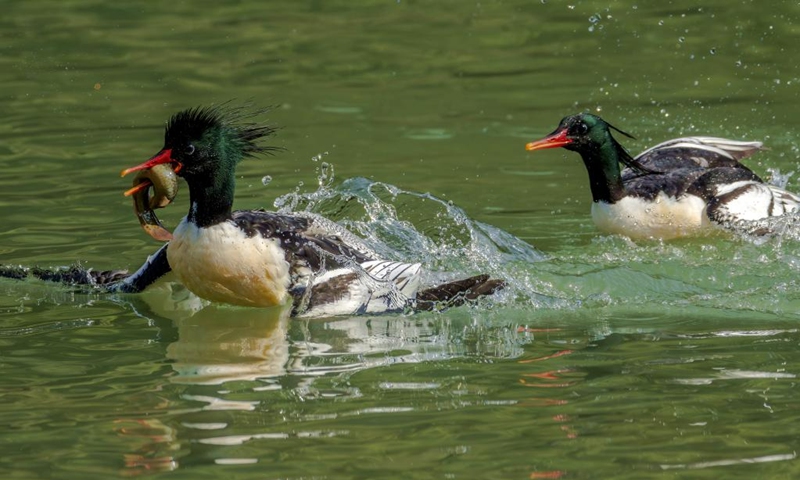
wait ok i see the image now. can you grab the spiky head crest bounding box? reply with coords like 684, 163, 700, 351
164, 104, 280, 173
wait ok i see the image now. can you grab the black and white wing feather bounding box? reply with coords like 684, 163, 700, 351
629, 136, 800, 227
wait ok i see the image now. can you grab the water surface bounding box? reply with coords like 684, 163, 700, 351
3, 1, 800, 478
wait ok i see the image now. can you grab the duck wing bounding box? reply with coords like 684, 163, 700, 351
417, 274, 505, 311
0, 243, 171, 294
296, 260, 423, 317
232, 210, 376, 272
621, 136, 768, 202
634, 136, 764, 171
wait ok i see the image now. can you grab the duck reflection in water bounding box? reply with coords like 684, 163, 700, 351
165, 304, 291, 386
114, 283, 485, 475
115, 286, 291, 476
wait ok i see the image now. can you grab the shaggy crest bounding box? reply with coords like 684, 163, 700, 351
165, 104, 281, 158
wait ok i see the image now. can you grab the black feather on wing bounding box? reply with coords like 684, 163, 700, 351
635, 149, 751, 171
622, 165, 763, 202
620, 138, 765, 202
416, 275, 505, 311
634, 137, 764, 169
232, 210, 374, 272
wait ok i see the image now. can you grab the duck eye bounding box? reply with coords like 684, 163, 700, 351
575, 122, 589, 135
185, 144, 196, 156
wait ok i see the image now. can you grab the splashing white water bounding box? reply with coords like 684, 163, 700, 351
270, 164, 557, 309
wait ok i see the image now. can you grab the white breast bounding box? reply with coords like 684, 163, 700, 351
167, 218, 291, 307
591, 193, 713, 240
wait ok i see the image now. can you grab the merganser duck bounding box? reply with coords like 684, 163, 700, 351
525, 113, 800, 240
104, 105, 501, 317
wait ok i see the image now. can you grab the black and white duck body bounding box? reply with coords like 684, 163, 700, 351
526, 113, 800, 240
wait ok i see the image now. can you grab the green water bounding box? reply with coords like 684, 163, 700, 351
4, 1, 800, 478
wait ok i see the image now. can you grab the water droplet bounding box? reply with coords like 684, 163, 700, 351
261, 175, 272, 186
678, 36, 685, 43
735, 60, 742, 67
317, 161, 335, 187
658, 20, 664, 26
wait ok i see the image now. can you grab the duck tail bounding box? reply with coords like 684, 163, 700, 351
416, 274, 505, 311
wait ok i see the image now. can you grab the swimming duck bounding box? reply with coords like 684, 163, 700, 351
106, 105, 502, 317
525, 113, 800, 239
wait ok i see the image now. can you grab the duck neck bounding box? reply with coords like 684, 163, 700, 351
186, 169, 236, 228
579, 141, 625, 204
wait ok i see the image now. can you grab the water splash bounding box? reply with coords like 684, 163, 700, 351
271, 168, 555, 309
714, 168, 800, 243
766, 167, 793, 189
317, 162, 333, 188
725, 213, 800, 245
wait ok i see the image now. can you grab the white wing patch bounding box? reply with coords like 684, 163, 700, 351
298, 260, 422, 318
710, 181, 800, 223
637, 137, 763, 162
361, 260, 421, 298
